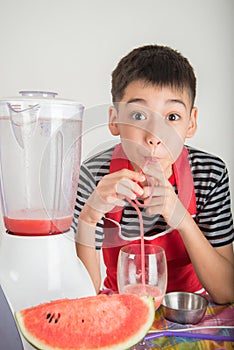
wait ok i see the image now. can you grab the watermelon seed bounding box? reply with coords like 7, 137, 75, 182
48, 313, 55, 323
54, 313, 61, 323
46, 312, 61, 323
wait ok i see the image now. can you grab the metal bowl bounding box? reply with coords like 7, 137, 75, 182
161, 292, 208, 324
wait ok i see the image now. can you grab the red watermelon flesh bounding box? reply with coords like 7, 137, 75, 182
15, 294, 155, 350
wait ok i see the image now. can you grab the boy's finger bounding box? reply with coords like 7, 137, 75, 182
117, 169, 145, 183
117, 179, 144, 198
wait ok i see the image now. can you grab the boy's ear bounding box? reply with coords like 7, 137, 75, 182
108, 106, 120, 136
186, 107, 198, 138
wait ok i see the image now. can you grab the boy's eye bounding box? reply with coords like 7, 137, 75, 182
131, 112, 146, 120
167, 113, 180, 121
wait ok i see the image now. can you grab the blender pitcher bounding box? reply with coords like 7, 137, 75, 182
0, 91, 84, 236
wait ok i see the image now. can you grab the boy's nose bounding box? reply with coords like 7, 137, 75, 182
146, 133, 161, 147
144, 114, 163, 148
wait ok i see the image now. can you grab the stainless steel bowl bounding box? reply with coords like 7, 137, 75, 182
161, 292, 208, 324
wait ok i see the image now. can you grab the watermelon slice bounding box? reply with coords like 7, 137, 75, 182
15, 294, 155, 350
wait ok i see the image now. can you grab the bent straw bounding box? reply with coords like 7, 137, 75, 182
126, 159, 155, 291
145, 328, 234, 342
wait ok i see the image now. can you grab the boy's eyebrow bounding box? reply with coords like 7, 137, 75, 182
126, 98, 146, 105
126, 98, 187, 110
166, 99, 187, 109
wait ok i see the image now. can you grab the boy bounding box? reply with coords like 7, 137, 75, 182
73, 45, 234, 304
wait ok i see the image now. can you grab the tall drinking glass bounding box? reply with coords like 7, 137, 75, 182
117, 244, 167, 350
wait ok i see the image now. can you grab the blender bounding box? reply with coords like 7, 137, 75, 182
0, 91, 95, 348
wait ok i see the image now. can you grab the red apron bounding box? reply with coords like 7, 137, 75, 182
102, 144, 204, 293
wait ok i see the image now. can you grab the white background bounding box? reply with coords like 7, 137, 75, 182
0, 0, 233, 231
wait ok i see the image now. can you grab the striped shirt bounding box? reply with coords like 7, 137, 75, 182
72, 145, 234, 249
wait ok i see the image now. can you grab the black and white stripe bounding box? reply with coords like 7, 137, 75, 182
72, 145, 234, 249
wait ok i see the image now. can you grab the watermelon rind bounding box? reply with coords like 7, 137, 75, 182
15, 294, 155, 350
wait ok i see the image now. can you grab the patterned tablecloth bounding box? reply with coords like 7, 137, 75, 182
147, 297, 234, 349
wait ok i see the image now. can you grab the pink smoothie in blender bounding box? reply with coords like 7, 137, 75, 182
3, 210, 72, 235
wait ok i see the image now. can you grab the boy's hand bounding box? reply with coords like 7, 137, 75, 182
80, 169, 145, 225
141, 162, 187, 229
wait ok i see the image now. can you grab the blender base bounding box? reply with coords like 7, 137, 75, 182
0, 229, 96, 350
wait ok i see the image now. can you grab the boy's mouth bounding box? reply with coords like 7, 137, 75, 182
144, 154, 160, 164
148, 156, 159, 162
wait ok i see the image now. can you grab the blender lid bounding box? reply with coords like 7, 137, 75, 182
0, 91, 84, 108
19, 91, 58, 98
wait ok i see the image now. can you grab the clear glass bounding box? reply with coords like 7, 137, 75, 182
117, 244, 167, 350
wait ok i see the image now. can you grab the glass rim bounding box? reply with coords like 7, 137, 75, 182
120, 243, 165, 255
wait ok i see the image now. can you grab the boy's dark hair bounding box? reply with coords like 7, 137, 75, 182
111, 45, 196, 107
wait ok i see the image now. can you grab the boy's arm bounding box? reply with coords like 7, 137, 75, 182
76, 244, 101, 294
178, 212, 234, 304
76, 216, 101, 294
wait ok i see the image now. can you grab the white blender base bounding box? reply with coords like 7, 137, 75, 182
0, 229, 96, 350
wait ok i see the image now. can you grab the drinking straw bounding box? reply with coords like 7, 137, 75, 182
145, 327, 234, 342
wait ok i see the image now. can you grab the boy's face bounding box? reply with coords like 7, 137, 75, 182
109, 81, 197, 176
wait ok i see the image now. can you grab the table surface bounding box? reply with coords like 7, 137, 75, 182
0, 285, 23, 350
1, 286, 234, 350
148, 296, 234, 350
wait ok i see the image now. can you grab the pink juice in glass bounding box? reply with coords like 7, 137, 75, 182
3, 209, 72, 236
123, 284, 164, 310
